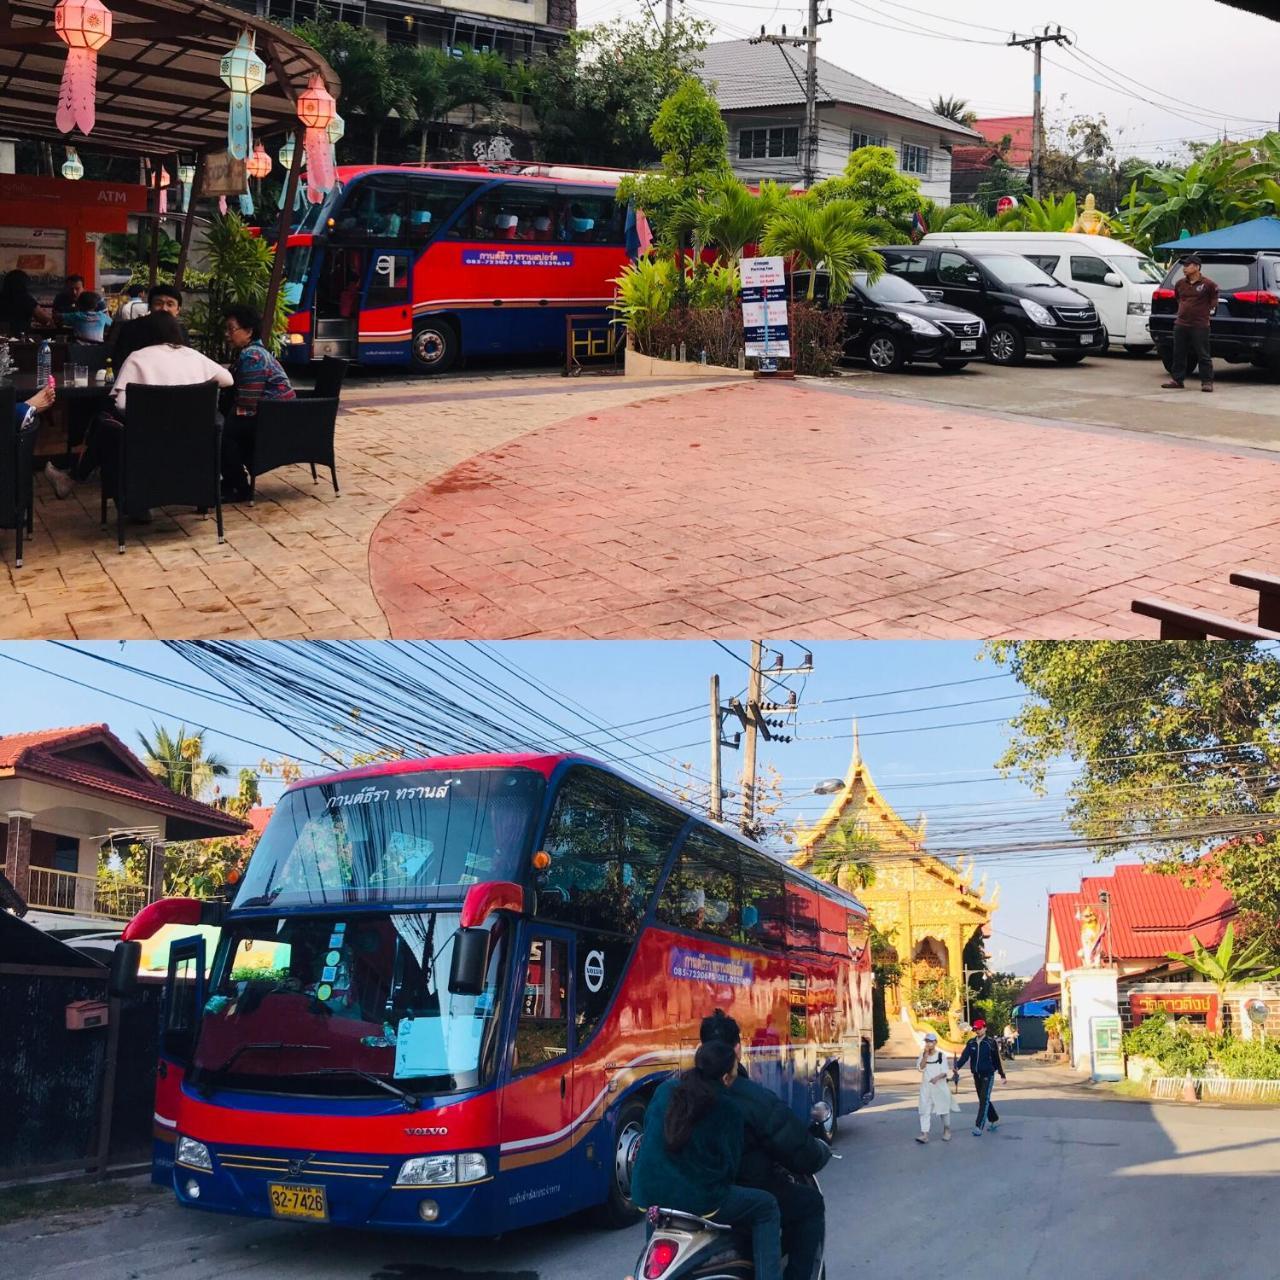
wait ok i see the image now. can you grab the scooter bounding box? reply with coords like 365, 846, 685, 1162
630, 1105, 838, 1280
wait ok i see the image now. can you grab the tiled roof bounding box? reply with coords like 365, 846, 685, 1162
699, 41, 982, 139
1015, 966, 1060, 1005
973, 116, 1034, 167
1048, 862, 1236, 968
0, 723, 248, 838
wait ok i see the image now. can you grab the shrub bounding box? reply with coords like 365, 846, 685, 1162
1214, 1036, 1280, 1080
872, 983, 890, 1051
787, 301, 846, 377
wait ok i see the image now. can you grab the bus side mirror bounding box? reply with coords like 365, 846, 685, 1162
109, 940, 141, 1000
449, 928, 489, 996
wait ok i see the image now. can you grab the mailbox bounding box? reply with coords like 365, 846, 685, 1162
65, 999, 109, 1031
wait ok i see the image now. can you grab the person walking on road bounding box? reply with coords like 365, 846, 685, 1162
916, 1031, 953, 1144
1161, 255, 1218, 393
955, 1018, 1006, 1136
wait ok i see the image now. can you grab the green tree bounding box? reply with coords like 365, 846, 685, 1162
651, 75, 728, 180
528, 15, 711, 168
931, 94, 977, 127
761, 199, 883, 302
998, 192, 1086, 232
162, 768, 264, 898
138, 724, 229, 802
917, 197, 997, 234
985, 641, 1280, 955
184, 212, 284, 356
1167, 923, 1280, 1019
810, 146, 924, 241
811, 819, 879, 890
393, 45, 501, 166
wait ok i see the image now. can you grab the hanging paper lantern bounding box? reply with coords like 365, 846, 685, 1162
54, 0, 113, 136
278, 134, 295, 170
219, 30, 266, 160
157, 165, 171, 215
218, 195, 228, 215
245, 139, 272, 180
61, 147, 84, 180
326, 112, 345, 146
239, 192, 254, 217
296, 75, 337, 204
178, 162, 195, 212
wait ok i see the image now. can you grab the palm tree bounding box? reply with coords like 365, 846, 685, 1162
694, 178, 788, 264
812, 820, 880, 891
1167, 923, 1280, 1029
761, 200, 883, 302
393, 46, 501, 166
917, 198, 997, 234
931, 95, 977, 127
138, 725, 229, 802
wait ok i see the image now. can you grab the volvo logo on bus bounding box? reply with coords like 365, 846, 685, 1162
584, 950, 605, 994
404, 1127, 449, 1136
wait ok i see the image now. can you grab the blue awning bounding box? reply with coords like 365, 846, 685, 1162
1158, 217, 1280, 251
1014, 999, 1059, 1018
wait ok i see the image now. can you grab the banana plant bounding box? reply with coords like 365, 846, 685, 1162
1166, 923, 1280, 1017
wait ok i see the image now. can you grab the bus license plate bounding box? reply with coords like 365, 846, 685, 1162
960, 340, 977, 352
269, 1183, 328, 1221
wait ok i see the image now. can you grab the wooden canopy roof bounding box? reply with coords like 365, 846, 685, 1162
0, 0, 339, 157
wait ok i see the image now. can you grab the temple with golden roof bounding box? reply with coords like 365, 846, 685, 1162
791, 726, 999, 1038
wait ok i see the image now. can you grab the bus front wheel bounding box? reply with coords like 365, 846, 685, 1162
597, 1097, 647, 1228
412, 319, 458, 374
820, 1071, 839, 1142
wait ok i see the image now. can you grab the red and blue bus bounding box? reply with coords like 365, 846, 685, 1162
279, 165, 630, 373
120, 753, 873, 1237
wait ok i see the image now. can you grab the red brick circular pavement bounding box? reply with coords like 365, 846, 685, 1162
369, 381, 1280, 638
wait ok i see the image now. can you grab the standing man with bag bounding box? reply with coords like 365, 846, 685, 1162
1161, 254, 1219, 393
954, 1018, 1006, 1137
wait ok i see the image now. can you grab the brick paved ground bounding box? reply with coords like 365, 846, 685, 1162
371, 380, 1280, 639
0, 375, 729, 639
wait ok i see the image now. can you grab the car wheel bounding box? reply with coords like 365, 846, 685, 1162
985, 325, 1025, 366
411, 318, 458, 374
939, 359, 969, 372
865, 331, 904, 372
595, 1098, 647, 1228
1124, 344, 1154, 358
1052, 352, 1088, 366
821, 1071, 839, 1142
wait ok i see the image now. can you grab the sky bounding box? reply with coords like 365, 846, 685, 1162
577, 0, 1280, 162
0, 638, 1135, 973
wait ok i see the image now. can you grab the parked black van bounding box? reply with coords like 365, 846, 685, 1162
1149, 252, 1280, 375
876, 246, 1106, 366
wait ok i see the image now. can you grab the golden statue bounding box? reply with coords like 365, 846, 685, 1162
1072, 192, 1112, 237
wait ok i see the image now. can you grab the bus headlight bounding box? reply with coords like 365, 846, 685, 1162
288, 332, 306, 344
396, 1153, 488, 1186
176, 1137, 212, 1171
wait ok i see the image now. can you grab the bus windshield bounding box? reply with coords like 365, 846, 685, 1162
282, 244, 313, 307
191, 910, 507, 1096
234, 768, 545, 910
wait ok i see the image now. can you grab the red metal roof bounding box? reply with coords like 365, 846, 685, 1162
1048, 862, 1236, 967
1015, 965, 1060, 1005
0, 723, 248, 839
973, 116, 1035, 167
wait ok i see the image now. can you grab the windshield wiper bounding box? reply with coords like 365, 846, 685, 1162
293, 1067, 426, 1111
196, 1041, 330, 1097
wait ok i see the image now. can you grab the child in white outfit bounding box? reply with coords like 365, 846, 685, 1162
916, 1031, 953, 1143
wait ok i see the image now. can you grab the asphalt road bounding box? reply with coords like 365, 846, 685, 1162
843, 348, 1280, 455
5, 1060, 1279, 1280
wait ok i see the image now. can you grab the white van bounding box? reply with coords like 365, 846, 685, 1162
919, 232, 1164, 354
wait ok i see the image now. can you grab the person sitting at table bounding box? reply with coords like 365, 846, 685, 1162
220, 303, 296, 502
51, 274, 85, 325
43, 310, 231, 501
110, 283, 186, 368
116, 284, 149, 322
14, 384, 55, 431
0, 270, 54, 337
64, 291, 112, 343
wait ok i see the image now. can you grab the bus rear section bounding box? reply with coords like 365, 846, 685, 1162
127, 754, 872, 1239
281, 168, 628, 374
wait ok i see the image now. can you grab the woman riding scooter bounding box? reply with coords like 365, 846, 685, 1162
631, 1039, 785, 1280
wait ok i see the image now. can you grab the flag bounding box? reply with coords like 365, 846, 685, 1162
911, 209, 928, 240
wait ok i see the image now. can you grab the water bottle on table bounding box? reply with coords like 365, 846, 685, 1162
36, 339, 52, 389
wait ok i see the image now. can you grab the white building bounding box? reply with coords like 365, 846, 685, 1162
700, 40, 981, 204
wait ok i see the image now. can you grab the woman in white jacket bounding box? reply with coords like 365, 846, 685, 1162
916, 1031, 953, 1144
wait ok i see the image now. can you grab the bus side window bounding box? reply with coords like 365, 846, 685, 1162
789, 971, 809, 1040
787, 884, 819, 951
459, 183, 563, 242
537, 766, 681, 933
405, 177, 482, 240
337, 177, 405, 238
818, 896, 847, 955
657, 827, 739, 940
558, 190, 623, 245
513, 937, 569, 1072
740, 853, 786, 947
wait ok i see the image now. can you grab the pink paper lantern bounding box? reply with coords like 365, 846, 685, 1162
54, 0, 112, 135
296, 75, 337, 204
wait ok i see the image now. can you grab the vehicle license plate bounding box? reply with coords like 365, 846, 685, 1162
1080, 333, 1092, 344
960, 340, 977, 352
268, 1183, 328, 1221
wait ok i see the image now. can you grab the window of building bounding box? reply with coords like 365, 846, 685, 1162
738, 127, 800, 161
850, 130, 887, 152
538, 767, 684, 934
658, 827, 740, 940
53, 835, 79, 874
513, 937, 570, 1072
901, 143, 931, 175
385, 15, 418, 47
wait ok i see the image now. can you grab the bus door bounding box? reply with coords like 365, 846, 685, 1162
153, 935, 206, 1184
503, 929, 585, 1216
358, 249, 413, 366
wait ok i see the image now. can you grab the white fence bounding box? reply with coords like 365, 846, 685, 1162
1150, 1075, 1280, 1103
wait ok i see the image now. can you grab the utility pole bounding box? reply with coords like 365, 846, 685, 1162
664, 0, 673, 37
709, 674, 723, 823
1008, 25, 1071, 199
751, 7, 832, 189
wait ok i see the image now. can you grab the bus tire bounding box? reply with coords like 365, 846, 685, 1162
820, 1070, 839, 1143
412, 318, 458, 374
596, 1097, 647, 1229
